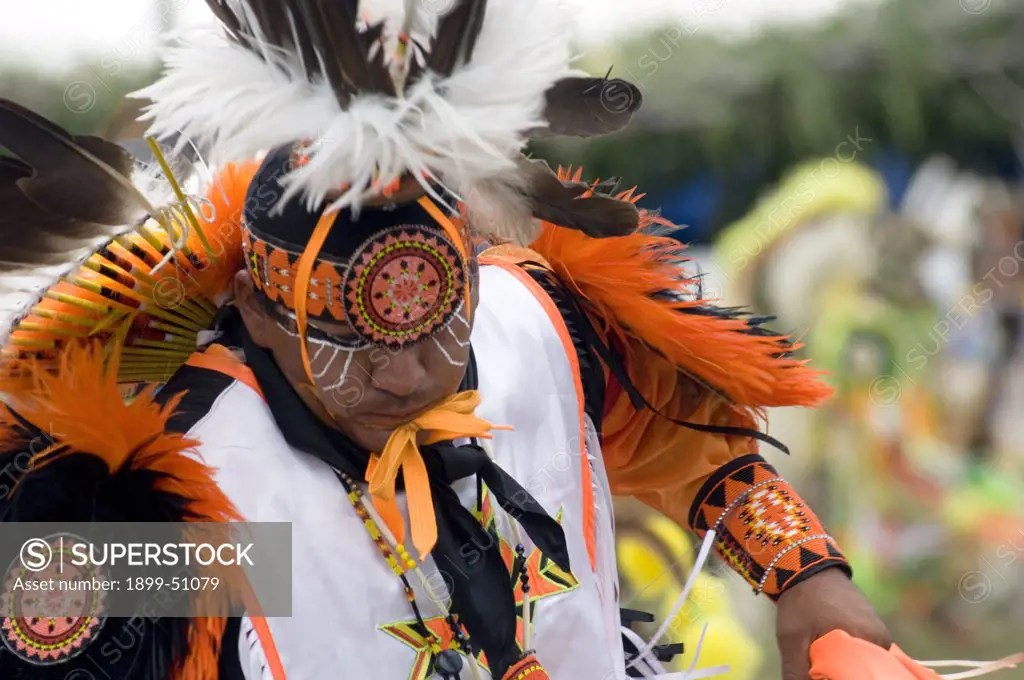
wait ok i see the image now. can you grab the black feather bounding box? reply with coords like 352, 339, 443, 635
0, 173, 113, 273
0, 98, 143, 227
205, 0, 245, 42
531, 76, 643, 139
315, 0, 393, 95
0, 417, 199, 680
0, 102, 149, 278
519, 157, 639, 237
205, 1, 321, 86
204, 0, 395, 106
0, 154, 31, 182
423, 0, 488, 78
0, 190, 106, 246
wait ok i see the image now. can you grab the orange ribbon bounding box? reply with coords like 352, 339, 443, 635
364, 390, 511, 560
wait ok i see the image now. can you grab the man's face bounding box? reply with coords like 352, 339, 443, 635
235, 271, 477, 452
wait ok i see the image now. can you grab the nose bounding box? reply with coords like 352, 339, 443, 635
370, 346, 428, 399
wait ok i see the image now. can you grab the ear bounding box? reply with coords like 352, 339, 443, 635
232, 270, 275, 348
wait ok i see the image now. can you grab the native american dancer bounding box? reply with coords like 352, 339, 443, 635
2, 2, 1021, 680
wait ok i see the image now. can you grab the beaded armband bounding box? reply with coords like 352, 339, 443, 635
688, 454, 851, 601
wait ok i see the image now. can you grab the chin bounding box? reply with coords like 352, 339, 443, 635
346, 423, 396, 453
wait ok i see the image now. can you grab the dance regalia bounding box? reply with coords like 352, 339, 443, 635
0, 3, 859, 679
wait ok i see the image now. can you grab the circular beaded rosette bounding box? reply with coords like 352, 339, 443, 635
1, 536, 106, 665
343, 225, 465, 348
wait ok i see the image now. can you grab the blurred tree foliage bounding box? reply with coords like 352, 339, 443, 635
533, 0, 1024, 226
2, 0, 1022, 229
1, 63, 160, 139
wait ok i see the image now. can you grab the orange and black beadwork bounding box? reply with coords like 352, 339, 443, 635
241, 223, 466, 349
241, 141, 471, 352
688, 453, 851, 600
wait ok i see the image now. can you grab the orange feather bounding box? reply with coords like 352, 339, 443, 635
0, 340, 242, 680
528, 167, 834, 410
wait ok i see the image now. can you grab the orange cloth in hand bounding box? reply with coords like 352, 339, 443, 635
810, 630, 1023, 680
365, 390, 510, 560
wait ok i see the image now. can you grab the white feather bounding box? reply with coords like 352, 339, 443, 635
463, 175, 540, 245
0, 266, 88, 351
0, 272, 58, 344
359, 0, 437, 53
133, 0, 582, 232
130, 154, 200, 211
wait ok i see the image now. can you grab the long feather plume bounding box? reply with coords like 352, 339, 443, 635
0, 98, 155, 226
0, 157, 109, 246
0, 99, 161, 309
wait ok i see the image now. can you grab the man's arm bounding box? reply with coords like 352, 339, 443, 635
598, 338, 851, 599
595, 324, 891, 680
489, 234, 852, 597
489, 172, 892, 678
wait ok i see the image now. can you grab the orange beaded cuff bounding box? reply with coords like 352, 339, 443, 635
688, 454, 850, 600
502, 655, 550, 680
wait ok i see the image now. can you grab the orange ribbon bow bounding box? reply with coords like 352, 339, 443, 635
365, 390, 510, 560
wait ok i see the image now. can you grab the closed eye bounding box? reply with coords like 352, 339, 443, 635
275, 312, 368, 349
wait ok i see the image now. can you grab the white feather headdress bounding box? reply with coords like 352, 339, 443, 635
134, 0, 647, 244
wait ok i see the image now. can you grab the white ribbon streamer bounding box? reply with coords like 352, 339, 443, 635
917, 653, 1024, 679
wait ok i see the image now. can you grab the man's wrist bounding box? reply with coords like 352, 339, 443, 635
776, 560, 853, 603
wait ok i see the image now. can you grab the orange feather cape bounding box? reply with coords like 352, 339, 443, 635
524, 167, 833, 413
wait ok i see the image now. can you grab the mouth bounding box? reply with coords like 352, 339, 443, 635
360, 401, 435, 428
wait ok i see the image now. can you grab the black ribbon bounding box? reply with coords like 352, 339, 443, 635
234, 317, 568, 680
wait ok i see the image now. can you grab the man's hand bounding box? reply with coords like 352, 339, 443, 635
776, 567, 892, 680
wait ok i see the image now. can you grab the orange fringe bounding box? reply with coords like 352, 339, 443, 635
527, 167, 834, 410
0, 341, 242, 680
179, 617, 229, 680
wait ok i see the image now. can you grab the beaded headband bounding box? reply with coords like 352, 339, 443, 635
242, 221, 467, 350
